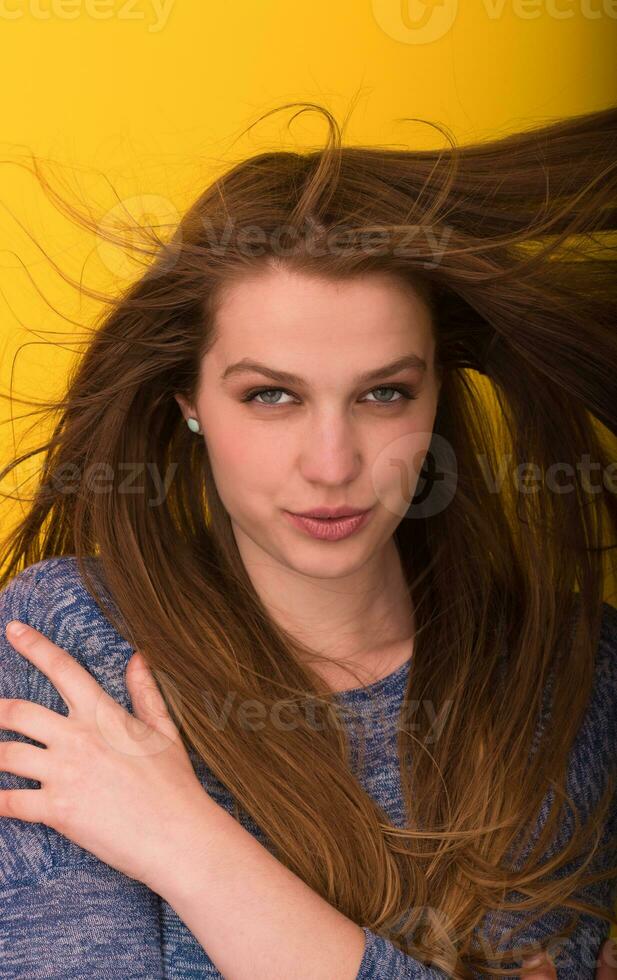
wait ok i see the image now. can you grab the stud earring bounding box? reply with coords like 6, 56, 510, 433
187, 417, 202, 434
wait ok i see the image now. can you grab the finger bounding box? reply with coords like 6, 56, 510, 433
0, 698, 68, 745
5, 621, 106, 714
0, 740, 48, 782
597, 937, 617, 978
521, 951, 556, 978
126, 652, 180, 741
0, 787, 47, 824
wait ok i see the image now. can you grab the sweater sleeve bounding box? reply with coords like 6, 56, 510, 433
355, 601, 617, 980
356, 927, 452, 978
0, 562, 165, 979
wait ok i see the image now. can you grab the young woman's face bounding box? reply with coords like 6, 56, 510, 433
175, 266, 442, 579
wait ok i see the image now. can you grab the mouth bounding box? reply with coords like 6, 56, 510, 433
283, 507, 374, 541
289, 506, 372, 520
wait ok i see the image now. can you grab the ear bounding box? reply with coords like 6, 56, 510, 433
174, 393, 195, 421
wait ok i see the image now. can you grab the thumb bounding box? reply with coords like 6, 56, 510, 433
596, 938, 617, 978
126, 651, 179, 741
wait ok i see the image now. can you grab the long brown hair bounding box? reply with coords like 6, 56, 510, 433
1, 103, 616, 977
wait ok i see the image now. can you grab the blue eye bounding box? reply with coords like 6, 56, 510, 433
363, 386, 416, 404
243, 388, 294, 406
241, 385, 418, 406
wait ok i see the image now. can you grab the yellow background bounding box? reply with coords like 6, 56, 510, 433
0, 0, 615, 944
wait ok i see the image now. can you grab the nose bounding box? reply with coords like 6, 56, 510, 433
298, 416, 362, 486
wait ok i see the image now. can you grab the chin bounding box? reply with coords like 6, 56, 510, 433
280, 543, 373, 579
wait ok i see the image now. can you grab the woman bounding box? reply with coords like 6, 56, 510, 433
0, 102, 615, 978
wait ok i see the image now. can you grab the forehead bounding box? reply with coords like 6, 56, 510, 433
208, 266, 434, 359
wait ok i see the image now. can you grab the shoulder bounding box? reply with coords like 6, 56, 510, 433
557, 599, 617, 832
577, 599, 617, 788
0, 555, 136, 714
0, 556, 140, 880
596, 599, 617, 692
576, 600, 616, 758
1, 554, 110, 627
525, 600, 616, 831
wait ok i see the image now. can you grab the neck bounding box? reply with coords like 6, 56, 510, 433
232, 526, 415, 687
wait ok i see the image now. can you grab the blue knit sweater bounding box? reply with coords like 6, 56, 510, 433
0, 556, 615, 979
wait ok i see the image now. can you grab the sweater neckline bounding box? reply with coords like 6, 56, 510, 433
332, 649, 413, 704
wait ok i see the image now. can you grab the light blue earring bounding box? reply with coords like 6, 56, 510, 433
187, 417, 202, 434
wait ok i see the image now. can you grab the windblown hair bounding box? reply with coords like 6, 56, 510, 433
1, 102, 616, 977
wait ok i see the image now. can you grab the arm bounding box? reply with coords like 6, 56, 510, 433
150, 786, 614, 980
151, 603, 617, 980
153, 795, 450, 980
0, 564, 164, 979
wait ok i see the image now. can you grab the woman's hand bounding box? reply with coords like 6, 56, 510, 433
2, 622, 615, 975
522, 937, 617, 978
0, 620, 215, 891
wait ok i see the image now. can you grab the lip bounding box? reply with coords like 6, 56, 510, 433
291, 506, 370, 519
284, 507, 374, 542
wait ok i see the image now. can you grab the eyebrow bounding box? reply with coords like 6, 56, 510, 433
221, 354, 427, 386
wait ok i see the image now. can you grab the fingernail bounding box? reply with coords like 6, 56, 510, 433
524, 953, 546, 967
7, 621, 28, 637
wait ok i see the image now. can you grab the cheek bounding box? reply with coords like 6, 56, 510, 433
369, 408, 438, 519
205, 422, 282, 496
